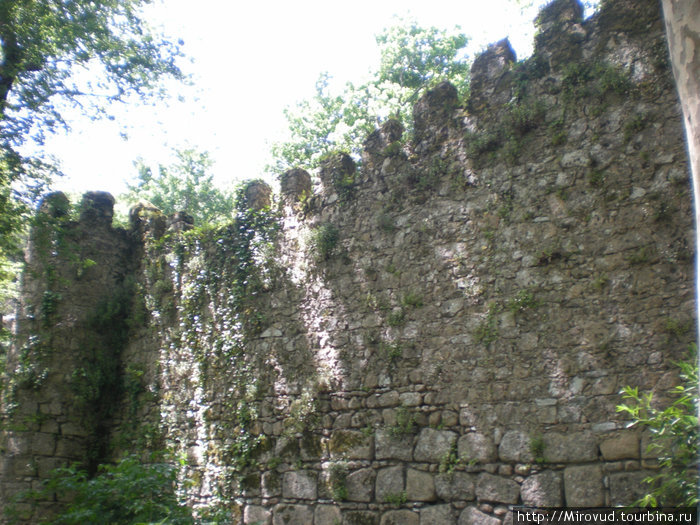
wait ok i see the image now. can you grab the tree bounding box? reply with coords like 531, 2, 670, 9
125, 148, 234, 225
659, 1, 700, 344
0, 0, 185, 255
269, 19, 469, 173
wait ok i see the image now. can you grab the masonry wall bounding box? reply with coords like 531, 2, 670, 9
1, 0, 696, 523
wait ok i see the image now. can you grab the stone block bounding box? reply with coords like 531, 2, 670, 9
564, 465, 604, 506
282, 470, 317, 500
542, 432, 597, 462
475, 473, 520, 504
458, 432, 497, 463
329, 430, 373, 460
435, 472, 476, 501
315, 504, 341, 525
498, 431, 534, 463
406, 468, 436, 502
346, 468, 376, 502
343, 511, 379, 525
608, 471, 652, 507
375, 429, 414, 461
600, 431, 639, 460
459, 507, 501, 525
376, 465, 404, 502
244, 505, 271, 525
262, 471, 282, 498
273, 504, 313, 525
414, 428, 457, 463
381, 509, 419, 525
520, 470, 563, 507
420, 504, 454, 525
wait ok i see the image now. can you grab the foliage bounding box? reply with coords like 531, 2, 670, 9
270, 19, 470, 173
328, 463, 349, 501
390, 406, 417, 436
11, 454, 194, 525
310, 222, 340, 261
124, 148, 234, 225
616, 348, 699, 507
0, 0, 186, 318
383, 491, 407, 506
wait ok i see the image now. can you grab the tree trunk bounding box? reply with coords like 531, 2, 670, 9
660, 0, 700, 344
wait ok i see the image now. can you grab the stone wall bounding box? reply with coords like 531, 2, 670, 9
1, 0, 696, 523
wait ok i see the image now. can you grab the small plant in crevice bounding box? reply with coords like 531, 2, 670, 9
380, 340, 403, 363
439, 441, 462, 474
387, 308, 406, 327
328, 462, 349, 501
310, 222, 340, 261
474, 302, 500, 346
530, 433, 546, 464
587, 169, 605, 187
591, 273, 609, 291
663, 318, 692, 341
384, 491, 408, 507
377, 213, 397, 233
623, 112, 650, 142
390, 406, 417, 436
505, 289, 540, 315
400, 290, 423, 309
627, 245, 652, 265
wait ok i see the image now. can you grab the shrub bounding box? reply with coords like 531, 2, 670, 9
617, 347, 699, 507
11, 455, 195, 524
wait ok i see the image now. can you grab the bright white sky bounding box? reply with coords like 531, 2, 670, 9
43, 0, 596, 197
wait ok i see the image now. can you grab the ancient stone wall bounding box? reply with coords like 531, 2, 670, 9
1, 0, 696, 523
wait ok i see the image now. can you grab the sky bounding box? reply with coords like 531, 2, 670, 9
41, 0, 596, 198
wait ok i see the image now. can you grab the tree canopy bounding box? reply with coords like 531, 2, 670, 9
124, 148, 234, 226
0, 0, 186, 254
269, 19, 470, 174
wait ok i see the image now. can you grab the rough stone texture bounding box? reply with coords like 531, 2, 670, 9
282, 471, 317, 500
375, 466, 404, 502
564, 465, 605, 506
414, 428, 457, 463
381, 510, 419, 525
242, 180, 272, 210
435, 472, 476, 501
543, 432, 598, 462
406, 468, 436, 502
459, 507, 502, 525
280, 169, 312, 203
498, 431, 534, 463
458, 433, 497, 463
315, 504, 342, 524
608, 470, 653, 506
345, 468, 376, 502
272, 504, 313, 525
375, 429, 413, 461
520, 470, 564, 507
1, 1, 695, 523
475, 473, 521, 504
599, 431, 640, 460
420, 504, 454, 525
244, 505, 271, 524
